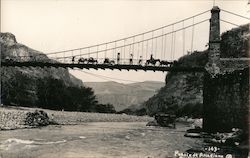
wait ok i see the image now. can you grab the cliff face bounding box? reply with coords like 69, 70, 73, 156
145, 51, 207, 117
145, 24, 249, 118
0, 32, 83, 106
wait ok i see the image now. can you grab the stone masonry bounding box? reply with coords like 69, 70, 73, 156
203, 6, 249, 140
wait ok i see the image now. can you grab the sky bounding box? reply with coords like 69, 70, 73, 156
1, 0, 249, 83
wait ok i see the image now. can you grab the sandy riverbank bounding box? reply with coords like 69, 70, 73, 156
0, 106, 154, 130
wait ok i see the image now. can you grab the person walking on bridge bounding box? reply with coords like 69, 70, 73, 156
72, 56, 75, 63
129, 54, 133, 65
117, 53, 120, 64
138, 56, 142, 65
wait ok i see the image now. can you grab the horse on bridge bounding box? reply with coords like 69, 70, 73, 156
78, 58, 88, 64
104, 58, 115, 65
159, 60, 174, 67
87, 57, 98, 64
146, 59, 160, 66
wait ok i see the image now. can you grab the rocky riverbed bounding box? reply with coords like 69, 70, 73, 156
0, 106, 249, 158
0, 106, 153, 130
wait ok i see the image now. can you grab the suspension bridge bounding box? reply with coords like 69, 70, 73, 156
1, 6, 249, 72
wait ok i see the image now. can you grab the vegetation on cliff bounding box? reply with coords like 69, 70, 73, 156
145, 51, 207, 117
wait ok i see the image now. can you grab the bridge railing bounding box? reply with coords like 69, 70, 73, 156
2, 55, 177, 67
52, 57, 175, 66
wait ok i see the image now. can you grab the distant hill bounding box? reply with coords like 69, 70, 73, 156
84, 81, 165, 111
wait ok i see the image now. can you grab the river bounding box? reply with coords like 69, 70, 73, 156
0, 122, 204, 158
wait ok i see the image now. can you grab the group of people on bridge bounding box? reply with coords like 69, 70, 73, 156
72, 53, 175, 67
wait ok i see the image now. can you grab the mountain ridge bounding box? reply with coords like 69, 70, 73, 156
84, 81, 165, 111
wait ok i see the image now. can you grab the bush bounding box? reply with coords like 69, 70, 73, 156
37, 77, 99, 112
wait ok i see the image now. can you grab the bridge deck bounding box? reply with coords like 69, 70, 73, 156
1, 62, 205, 72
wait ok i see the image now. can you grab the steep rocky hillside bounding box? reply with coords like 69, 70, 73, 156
145, 51, 207, 117
84, 81, 165, 111
0, 32, 83, 106
144, 24, 249, 117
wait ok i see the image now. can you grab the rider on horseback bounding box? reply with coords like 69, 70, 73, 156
145, 54, 160, 66
150, 54, 154, 61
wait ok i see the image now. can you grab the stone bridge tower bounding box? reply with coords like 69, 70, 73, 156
203, 6, 249, 139
206, 6, 221, 76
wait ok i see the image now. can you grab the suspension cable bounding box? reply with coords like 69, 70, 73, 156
146, 39, 148, 60
155, 37, 158, 58
221, 9, 250, 20
105, 43, 107, 58
81, 70, 140, 83
182, 20, 185, 56
123, 39, 126, 64
88, 47, 90, 58
53, 18, 209, 59
220, 19, 241, 27
129, 39, 131, 57
132, 37, 135, 60
151, 32, 154, 57
113, 42, 116, 60
161, 29, 164, 59
191, 17, 195, 54
173, 32, 176, 60
141, 34, 144, 60
171, 25, 174, 60
137, 42, 140, 62
96, 45, 99, 59
47, 10, 210, 55
164, 34, 167, 59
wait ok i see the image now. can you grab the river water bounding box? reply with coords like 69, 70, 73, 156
0, 122, 204, 158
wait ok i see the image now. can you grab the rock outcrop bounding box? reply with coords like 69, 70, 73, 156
145, 51, 207, 117
0, 107, 52, 130
25, 110, 50, 126
0, 32, 83, 106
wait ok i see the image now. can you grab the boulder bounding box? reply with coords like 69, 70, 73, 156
25, 110, 50, 126
154, 114, 176, 128
204, 128, 244, 146
146, 120, 159, 126
184, 126, 203, 138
